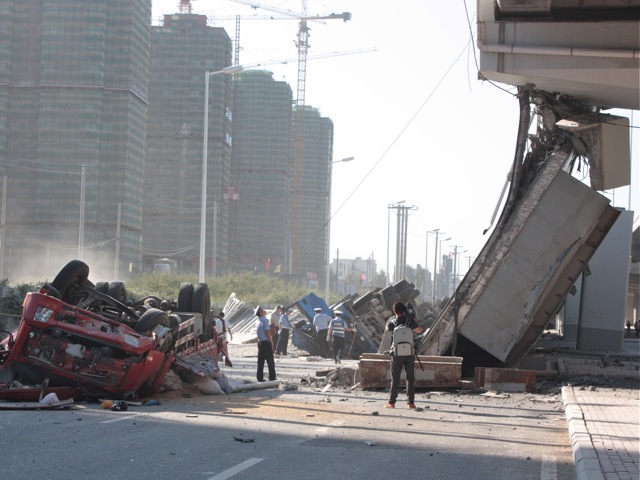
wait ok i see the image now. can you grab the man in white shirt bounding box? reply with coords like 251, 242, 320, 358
312, 307, 332, 358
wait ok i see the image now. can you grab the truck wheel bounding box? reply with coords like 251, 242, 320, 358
352, 291, 375, 311
397, 285, 415, 301
143, 295, 162, 309
168, 313, 181, 329
384, 293, 401, 310
192, 283, 211, 341
51, 260, 90, 303
107, 282, 127, 303
41, 283, 61, 299
177, 283, 193, 312
201, 316, 213, 342
95, 282, 109, 294
135, 308, 169, 334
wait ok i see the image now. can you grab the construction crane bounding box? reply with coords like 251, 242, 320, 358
178, 0, 194, 14
229, 0, 351, 106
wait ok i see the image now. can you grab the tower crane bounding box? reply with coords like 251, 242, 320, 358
229, 0, 351, 106
178, 0, 194, 14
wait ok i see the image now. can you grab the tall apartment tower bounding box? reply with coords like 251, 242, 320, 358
291, 107, 334, 286
145, 14, 234, 273
230, 70, 293, 273
0, 1, 151, 281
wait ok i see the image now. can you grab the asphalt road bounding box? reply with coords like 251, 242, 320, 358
0, 352, 576, 480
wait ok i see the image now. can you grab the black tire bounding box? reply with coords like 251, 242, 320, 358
95, 282, 109, 294
177, 283, 193, 312
384, 293, 402, 309
168, 314, 181, 329
192, 283, 211, 341
107, 281, 127, 303
200, 316, 213, 342
41, 283, 61, 299
379, 285, 395, 298
397, 285, 415, 301
134, 308, 169, 333
142, 295, 162, 309
51, 260, 90, 303
192, 283, 210, 319
352, 291, 375, 311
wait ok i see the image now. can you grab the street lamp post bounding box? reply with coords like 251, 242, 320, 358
200, 65, 243, 283
324, 156, 354, 303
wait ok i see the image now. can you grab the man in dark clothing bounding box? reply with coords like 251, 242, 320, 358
327, 310, 354, 364
384, 301, 422, 409
255, 306, 276, 382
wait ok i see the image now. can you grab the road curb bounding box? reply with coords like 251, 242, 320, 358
561, 386, 604, 480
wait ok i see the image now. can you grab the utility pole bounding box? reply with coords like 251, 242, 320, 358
78, 164, 86, 259
114, 203, 121, 280
0, 175, 6, 279
451, 245, 464, 293
426, 229, 439, 302
386, 201, 405, 286
432, 230, 445, 303
334, 248, 339, 293
393, 204, 417, 283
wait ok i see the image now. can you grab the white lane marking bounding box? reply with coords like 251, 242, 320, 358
99, 414, 138, 424
541, 455, 557, 480
206, 458, 264, 480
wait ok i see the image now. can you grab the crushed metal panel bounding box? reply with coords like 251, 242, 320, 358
458, 169, 615, 362
556, 114, 631, 190
421, 149, 619, 364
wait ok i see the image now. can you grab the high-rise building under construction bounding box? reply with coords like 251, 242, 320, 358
0, 1, 152, 280
144, 13, 234, 273
290, 107, 333, 286
230, 70, 293, 274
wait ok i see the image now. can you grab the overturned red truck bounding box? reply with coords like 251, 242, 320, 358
0, 260, 216, 401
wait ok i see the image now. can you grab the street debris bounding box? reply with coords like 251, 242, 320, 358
233, 434, 254, 443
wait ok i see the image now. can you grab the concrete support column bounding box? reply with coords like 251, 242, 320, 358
561, 276, 582, 342
576, 211, 633, 352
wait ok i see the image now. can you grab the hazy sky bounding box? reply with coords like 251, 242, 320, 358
153, 0, 639, 279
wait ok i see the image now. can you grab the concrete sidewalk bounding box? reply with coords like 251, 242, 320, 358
562, 386, 639, 480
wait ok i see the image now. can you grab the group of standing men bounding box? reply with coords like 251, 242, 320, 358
312, 307, 355, 364
255, 301, 424, 410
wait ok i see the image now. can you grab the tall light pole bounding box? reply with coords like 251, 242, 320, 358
431, 230, 445, 303
435, 236, 451, 301
456, 249, 468, 289
450, 245, 464, 293
200, 65, 243, 283
465, 255, 475, 270
325, 156, 355, 303
425, 229, 439, 301
386, 200, 405, 286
